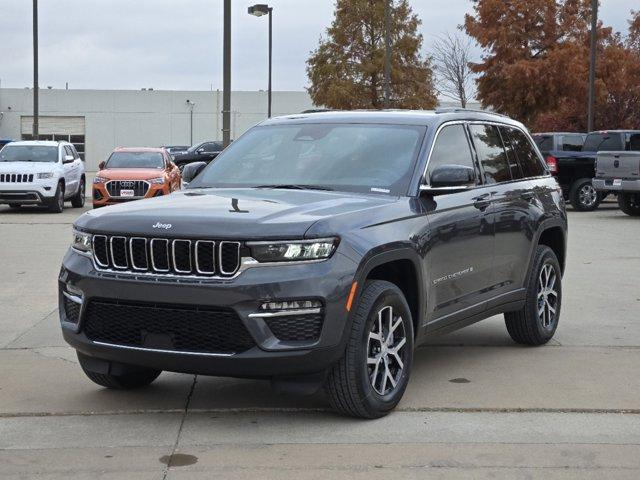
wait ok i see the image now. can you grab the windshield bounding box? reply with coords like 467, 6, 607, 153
105, 151, 164, 169
189, 124, 426, 195
0, 145, 58, 163
532, 135, 553, 152
583, 133, 623, 152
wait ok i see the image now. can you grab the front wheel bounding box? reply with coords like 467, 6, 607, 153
48, 183, 65, 213
505, 245, 562, 345
569, 178, 601, 211
325, 280, 414, 418
617, 192, 640, 216
71, 178, 85, 208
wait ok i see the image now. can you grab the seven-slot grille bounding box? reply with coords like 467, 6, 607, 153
105, 180, 149, 198
0, 173, 34, 183
92, 234, 241, 277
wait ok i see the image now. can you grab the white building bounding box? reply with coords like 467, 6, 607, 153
0, 87, 479, 172
0, 88, 315, 171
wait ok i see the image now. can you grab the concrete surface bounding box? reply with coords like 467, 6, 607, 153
0, 201, 639, 479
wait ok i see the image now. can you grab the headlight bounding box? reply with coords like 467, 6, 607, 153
149, 177, 165, 184
93, 176, 107, 184
37, 172, 54, 179
247, 238, 338, 263
72, 229, 92, 253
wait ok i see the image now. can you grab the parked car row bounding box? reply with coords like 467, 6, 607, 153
533, 130, 640, 215
0, 139, 226, 212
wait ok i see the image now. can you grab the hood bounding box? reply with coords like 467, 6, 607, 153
75, 188, 400, 239
0, 161, 57, 172
97, 168, 165, 180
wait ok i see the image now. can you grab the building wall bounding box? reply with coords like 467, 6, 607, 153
0, 88, 315, 171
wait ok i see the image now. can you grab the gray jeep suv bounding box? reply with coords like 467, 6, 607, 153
59, 110, 567, 418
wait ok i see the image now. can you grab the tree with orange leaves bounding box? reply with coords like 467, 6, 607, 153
464, 0, 640, 131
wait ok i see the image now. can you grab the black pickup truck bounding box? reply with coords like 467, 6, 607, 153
534, 131, 640, 211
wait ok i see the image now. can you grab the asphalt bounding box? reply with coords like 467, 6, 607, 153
0, 200, 639, 479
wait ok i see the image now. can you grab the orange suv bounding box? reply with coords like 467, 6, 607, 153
92, 147, 181, 208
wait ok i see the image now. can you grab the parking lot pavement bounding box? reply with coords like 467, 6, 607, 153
1, 202, 639, 479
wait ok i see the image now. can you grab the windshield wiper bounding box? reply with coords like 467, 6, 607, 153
253, 184, 334, 191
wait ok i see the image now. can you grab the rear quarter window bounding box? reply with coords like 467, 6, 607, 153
507, 128, 547, 178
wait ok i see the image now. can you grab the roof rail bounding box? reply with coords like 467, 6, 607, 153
434, 106, 509, 118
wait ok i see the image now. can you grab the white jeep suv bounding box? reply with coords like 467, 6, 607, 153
0, 141, 85, 213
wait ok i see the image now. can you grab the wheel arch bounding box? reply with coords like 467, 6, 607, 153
354, 247, 424, 339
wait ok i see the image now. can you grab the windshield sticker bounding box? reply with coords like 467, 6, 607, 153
371, 187, 390, 193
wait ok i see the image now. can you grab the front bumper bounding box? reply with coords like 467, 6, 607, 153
59, 248, 358, 378
0, 179, 58, 204
593, 178, 640, 192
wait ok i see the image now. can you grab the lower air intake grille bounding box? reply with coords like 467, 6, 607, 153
264, 313, 324, 342
63, 297, 81, 324
83, 299, 255, 354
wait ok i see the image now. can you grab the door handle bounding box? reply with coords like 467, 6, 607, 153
472, 193, 491, 210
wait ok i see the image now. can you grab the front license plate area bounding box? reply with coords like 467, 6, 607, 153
120, 189, 135, 197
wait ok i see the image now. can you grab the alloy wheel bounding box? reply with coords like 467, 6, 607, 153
579, 184, 597, 207
537, 263, 558, 328
366, 305, 407, 396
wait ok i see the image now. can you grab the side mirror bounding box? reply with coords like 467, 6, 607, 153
182, 161, 207, 184
421, 165, 476, 193
98, 161, 106, 170
63, 155, 75, 163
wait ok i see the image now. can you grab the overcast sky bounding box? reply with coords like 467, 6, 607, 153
0, 0, 636, 92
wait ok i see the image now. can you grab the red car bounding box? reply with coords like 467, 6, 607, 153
92, 147, 181, 208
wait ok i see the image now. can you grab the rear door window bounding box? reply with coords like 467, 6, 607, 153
469, 124, 512, 184
560, 135, 584, 152
499, 127, 524, 180
507, 128, 547, 178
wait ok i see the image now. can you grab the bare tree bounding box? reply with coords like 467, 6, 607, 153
432, 33, 474, 108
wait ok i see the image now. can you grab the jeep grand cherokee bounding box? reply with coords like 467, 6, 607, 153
59, 110, 567, 418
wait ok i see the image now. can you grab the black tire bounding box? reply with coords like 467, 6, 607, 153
48, 183, 65, 213
617, 192, 640, 216
71, 177, 86, 208
569, 178, 601, 211
325, 280, 414, 419
505, 245, 562, 345
78, 355, 161, 389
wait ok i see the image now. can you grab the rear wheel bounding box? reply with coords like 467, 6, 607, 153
505, 245, 562, 345
71, 177, 85, 208
48, 183, 64, 213
617, 192, 640, 216
569, 178, 601, 211
325, 280, 414, 418
78, 354, 161, 389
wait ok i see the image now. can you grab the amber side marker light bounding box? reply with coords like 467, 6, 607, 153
345, 281, 358, 311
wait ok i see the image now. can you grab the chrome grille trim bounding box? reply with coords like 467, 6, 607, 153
195, 240, 216, 275
92, 235, 109, 267
109, 236, 129, 269
150, 238, 170, 273
219, 241, 241, 276
129, 237, 148, 271
172, 239, 192, 273
89, 235, 241, 278
105, 180, 150, 198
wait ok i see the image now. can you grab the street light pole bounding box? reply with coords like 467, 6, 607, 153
587, 0, 598, 132
383, 0, 392, 108
222, 0, 231, 147
186, 100, 195, 145
248, 4, 273, 118
32, 0, 39, 138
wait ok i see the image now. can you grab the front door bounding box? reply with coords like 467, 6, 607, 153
423, 123, 496, 326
